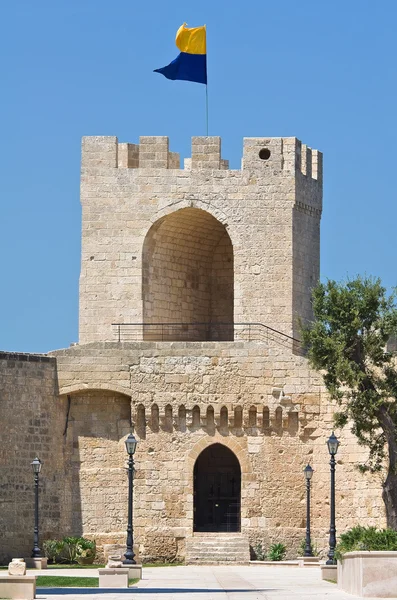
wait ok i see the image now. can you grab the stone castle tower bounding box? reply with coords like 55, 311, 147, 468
79, 135, 322, 343
0, 134, 385, 565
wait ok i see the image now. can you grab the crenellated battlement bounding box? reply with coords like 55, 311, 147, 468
242, 137, 322, 182
81, 135, 322, 181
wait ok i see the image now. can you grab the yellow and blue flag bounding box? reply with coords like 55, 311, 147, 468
154, 23, 207, 85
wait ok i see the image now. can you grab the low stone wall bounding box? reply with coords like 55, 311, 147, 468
0, 576, 36, 600
338, 551, 397, 597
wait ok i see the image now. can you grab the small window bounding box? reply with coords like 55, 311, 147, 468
259, 148, 271, 160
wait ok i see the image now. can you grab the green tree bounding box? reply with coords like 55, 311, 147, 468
302, 277, 397, 527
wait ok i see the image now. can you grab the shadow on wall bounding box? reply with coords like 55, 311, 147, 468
142, 208, 234, 341
0, 354, 67, 564
65, 390, 131, 551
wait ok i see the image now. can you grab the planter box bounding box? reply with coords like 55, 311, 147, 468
297, 556, 320, 568
0, 575, 36, 600
124, 564, 142, 579
25, 557, 48, 569
99, 568, 129, 588
321, 564, 337, 582
338, 551, 397, 597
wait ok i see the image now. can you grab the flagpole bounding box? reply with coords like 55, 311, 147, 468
205, 24, 208, 136
205, 84, 209, 136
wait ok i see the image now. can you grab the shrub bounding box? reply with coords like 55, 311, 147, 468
42, 536, 96, 564
252, 542, 267, 561
267, 543, 286, 561
62, 537, 82, 563
335, 526, 397, 561
43, 540, 64, 563
76, 538, 96, 559
299, 538, 318, 557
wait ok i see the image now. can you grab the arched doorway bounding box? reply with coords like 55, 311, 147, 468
142, 208, 234, 341
193, 443, 241, 532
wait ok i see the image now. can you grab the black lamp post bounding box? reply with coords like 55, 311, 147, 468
123, 433, 138, 565
303, 464, 314, 557
31, 457, 42, 558
326, 431, 340, 565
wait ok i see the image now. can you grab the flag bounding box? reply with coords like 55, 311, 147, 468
154, 23, 207, 85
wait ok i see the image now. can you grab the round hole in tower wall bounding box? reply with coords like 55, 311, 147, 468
259, 148, 271, 160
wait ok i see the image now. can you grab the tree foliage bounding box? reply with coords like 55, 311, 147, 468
302, 277, 397, 526
335, 525, 397, 560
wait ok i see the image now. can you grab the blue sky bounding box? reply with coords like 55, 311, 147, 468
1, 0, 396, 353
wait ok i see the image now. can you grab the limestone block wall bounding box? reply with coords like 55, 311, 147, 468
210, 231, 234, 327
142, 208, 233, 333
0, 352, 67, 564
63, 390, 131, 548
51, 341, 385, 561
79, 135, 322, 343
292, 146, 322, 332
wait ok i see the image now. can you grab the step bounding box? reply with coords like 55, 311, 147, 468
185, 534, 250, 565
192, 532, 245, 536
187, 540, 247, 546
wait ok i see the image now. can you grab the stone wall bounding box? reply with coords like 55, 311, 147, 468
0, 352, 67, 564
142, 208, 233, 334
79, 135, 322, 343
64, 390, 131, 552
210, 231, 234, 328
51, 340, 386, 561
0, 342, 386, 564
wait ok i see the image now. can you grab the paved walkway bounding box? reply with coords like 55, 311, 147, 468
32, 564, 384, 600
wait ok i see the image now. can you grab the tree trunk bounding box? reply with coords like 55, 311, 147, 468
382, 470, 397, 529
377, 404, 397, 529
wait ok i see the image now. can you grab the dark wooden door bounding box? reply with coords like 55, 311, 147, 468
194, 444, 241, 532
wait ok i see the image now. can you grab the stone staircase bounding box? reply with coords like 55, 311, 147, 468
185, 533, 250, 565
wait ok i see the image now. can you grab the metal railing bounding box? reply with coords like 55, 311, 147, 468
111, 321, 305, 354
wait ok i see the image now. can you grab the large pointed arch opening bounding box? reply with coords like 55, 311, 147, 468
193, 443, 241, 532
142, 208, 234, 341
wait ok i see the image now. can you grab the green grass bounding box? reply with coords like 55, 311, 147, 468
36, 575, 139, 588
0, 563, 105, 570
48, 563, 105, 569
1, 561, 181, 570
143, 561, 184, 568
36, 576, 99, 588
